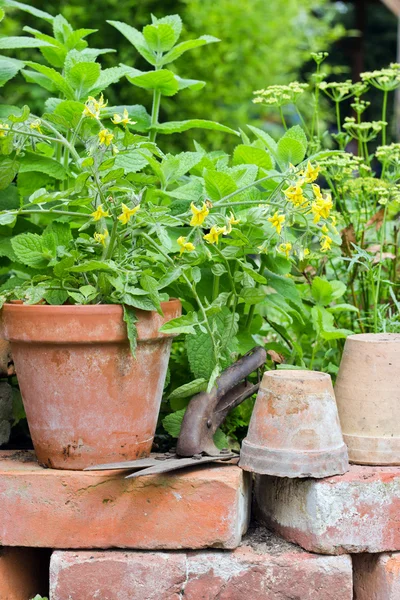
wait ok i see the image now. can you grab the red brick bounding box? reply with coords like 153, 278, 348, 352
255, 465, 400, 554
0, 451, 250, 550
50, 530, 353, 600
353, 552, 400, 600
0, 547, 50, 600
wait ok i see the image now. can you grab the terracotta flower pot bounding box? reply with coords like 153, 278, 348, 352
239, 370, 349, 478
335, 333, 400, 465
1, 301, 181, 469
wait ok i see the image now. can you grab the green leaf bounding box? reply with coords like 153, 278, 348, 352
123, 304, 138, 357
22, 69, 56, 93
169, 378, 207, 401
277, 136, 306, 167
311, 276, 334, 306
247, 125, 278, 159
214, 428, 229, 450
0, 212, 16, 225
18, 153, 67, 180
284, 125, 308, 149
102, 104, 151, 132
88, 66, 132, 97
154, 120, 239, 136
153, 14, 182, 44
264, 269, 303, 308
143, 23, 176, 52
328, 303, 359, 314
0, 55, 24, 87
0, 36, 53, 49
162, 408, 186, 438
44, 289, 68, 305
107, 21, 156, 65
204, 169, 237, 201
161, 35, 219, 65
311, 305, 353, 340
127, 69, 179, 96
115, 150, 149, 173
233, 145, 274, 170
53, 100, 85, 128
24, 62, 74, 99
160, 312, 198, 335
122, 293, 157, 312
69, 260, 114, 272
175, 75, 205, 92
11, 233, 48, 268
140, 273, 162, 315
1, 0, 53, 22
0, 157, 18, 190
241, 287, 266, 305
7, 104, 29, 123
330, 280, 346, 300
65, 62, 100, 99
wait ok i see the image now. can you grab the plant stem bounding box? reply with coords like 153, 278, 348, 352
335, 100, 341, 133
382, 90, 388, 145
279, 106, 287, 130
105, 220, 118, 260
215, 174, 287, 207
149, 90, 161, 144
373, 205, 388, 333
17, 209, 90, 217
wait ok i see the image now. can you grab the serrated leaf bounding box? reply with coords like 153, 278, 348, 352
160, 312, 198, 335
123, 304, 138, 357
0, 36, 53, 49
107, 21, 156, 65
18, 152, 67, 180
186, 329, 215, 379
233, 145, 274, 170
311, 276, 334, 306
66, 62, 100, 100
241, 287, 266, 305
284, 125, 308, 149
175, 75, 205, 92
247, 125, 278, 158
11, 232, 48, 268
53, 100, 85, 127
44, 289, 68, 305
169, 378, 207, 401
141, 273, 162, 315
22, 69, 57, 93
24, 62, 74, 99
154, 119, 239, 136
88, 66, 132, 97
122, 292, 157, 312
143, 23, 176, 52
161, 35, 219, 65
0, 55, 24, 87
115, 150, 149, 173
127, 69, 179, 96
311, 305, 353, 340
0, 157, 18, 190
204, 169, 237, 201
153, 14, 182, 42
277, 136, 306, 166
2, 0, 53, 22
162, 408, 186, 438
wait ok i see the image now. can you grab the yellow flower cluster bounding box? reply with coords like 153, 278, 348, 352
98, 129, 114, 146
311, 185, 333, 223
117, 203, 140, 225
94, 229, 108, 247
112, 109, 136, 127
268, 211, 285, 234
188, 203, 240, 246
177, 236, 195, 255
83, 94, 107, 119
91, 205, 110, 221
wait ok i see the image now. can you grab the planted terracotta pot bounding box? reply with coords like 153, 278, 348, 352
1, 301, 181, 469
239, 370, 349, 478
335, 333, 400, 465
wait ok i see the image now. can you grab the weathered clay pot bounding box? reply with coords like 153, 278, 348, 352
1, 301, 181, 469
239, 370, 349, 478
335, 333, 400, 465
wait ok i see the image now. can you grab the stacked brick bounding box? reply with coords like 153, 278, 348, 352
0, 450, 354, 599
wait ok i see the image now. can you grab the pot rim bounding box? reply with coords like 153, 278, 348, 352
2, 298, 181, 314
346, 332, 400, 343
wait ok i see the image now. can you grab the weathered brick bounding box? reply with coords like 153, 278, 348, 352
0, 450, 250, 549
0, 547, 50, 600
255, 465, 400, 554
353, 552, 400, 600
50, 530, 353, 600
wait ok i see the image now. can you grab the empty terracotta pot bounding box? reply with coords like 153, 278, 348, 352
1, 301, 181, 469
335, 333, 400, 465
239, 370, 349, 478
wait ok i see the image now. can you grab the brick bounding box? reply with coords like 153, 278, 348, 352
255, 465, 400, 554
50, 529, 353, 600
0, 450, 250, 550
353, 553, 400, 600
0, 547, 50, 600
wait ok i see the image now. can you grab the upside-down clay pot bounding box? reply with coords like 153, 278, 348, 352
239, 370, 349, 478
335, 333, 400, 465
1, 301, 181, 470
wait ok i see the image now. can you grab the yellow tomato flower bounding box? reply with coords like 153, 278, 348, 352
311, 193, 333, 223
94, 229, 109, 247
177, 236, 196, 255
304, 248, 310, 257
203, 225, 225, 245
190, 202, 209, 226
30, 119, 43, 134
83, 94, 107, 119
117, 203, 140, 225
224, 212, 240, 234
284, 183, 307, 207
320, 234, 333, 252
91, 204, 110, 221
303, 162, 320, 183
278, 242, 292, 258
268, 211, 285, 235
98, 129, 114, 146
312, 184, 323, 201
112, 109, 136, 126
0, 123, 9, 137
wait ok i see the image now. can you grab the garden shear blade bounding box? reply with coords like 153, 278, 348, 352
85, 346, 266, 478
